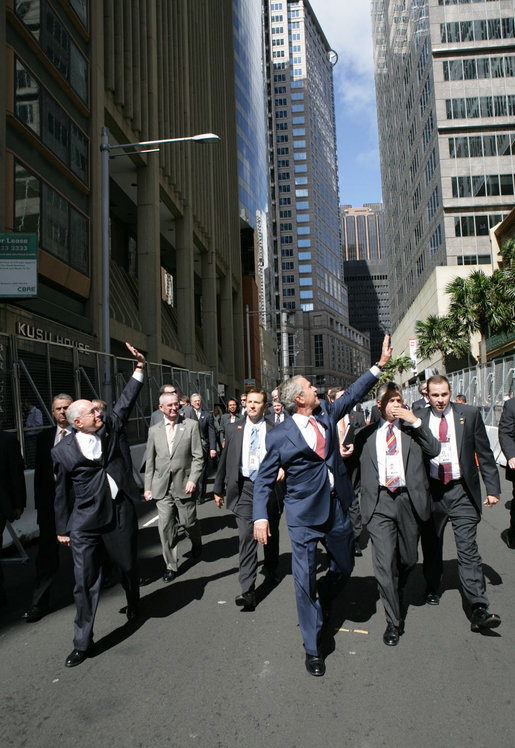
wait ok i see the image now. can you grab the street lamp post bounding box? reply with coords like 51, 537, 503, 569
99, 126, 220, 405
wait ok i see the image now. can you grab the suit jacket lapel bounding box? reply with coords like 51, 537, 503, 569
364, 424, 379, 472
452, 405, 464, 457
400, 427, 411, 468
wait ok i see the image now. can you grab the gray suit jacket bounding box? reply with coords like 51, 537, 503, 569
144, 416, 203, 500
352, 420, 440, 525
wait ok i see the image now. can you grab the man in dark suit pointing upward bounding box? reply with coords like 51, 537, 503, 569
253, 335, 392, 677
52, 342, 146, 667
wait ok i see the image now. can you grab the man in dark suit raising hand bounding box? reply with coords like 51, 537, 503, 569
52, 342, 146, 667
253, 335, 392, 677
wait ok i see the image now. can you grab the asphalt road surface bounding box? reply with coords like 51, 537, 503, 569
1, 473, 513, 748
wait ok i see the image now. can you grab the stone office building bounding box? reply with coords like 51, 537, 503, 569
1, 0, 245, 403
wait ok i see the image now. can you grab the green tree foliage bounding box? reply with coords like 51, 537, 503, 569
380, 354, 414, 382
415, 314, 470, 373
446, 270, 515, 366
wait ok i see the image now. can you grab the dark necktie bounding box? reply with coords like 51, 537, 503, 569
308, 417, 325, 459
438, 414, 452, 484
385, 424, 400, 490
275, 414, 280, 424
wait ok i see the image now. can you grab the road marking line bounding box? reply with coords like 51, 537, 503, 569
142, 514, 159, 527
338, 628, 369, 635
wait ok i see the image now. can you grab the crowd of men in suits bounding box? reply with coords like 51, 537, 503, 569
1, 335, 513, 677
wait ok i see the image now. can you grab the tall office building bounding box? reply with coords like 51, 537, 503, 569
1, 1, 244, 401
264, 0, 370, 388
342, 204, 391, 362
233, 0, 278, 392
372, 0, 515, 331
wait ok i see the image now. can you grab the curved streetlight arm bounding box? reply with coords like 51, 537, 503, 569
108, 133, 221, 150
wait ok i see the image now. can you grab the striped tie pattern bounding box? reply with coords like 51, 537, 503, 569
438, 414, 452, 484
385, 424, 400, 490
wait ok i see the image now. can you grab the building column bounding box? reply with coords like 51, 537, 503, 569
176, 206, 196, 369
201, 248, 218, 382
137, 157, 161, 362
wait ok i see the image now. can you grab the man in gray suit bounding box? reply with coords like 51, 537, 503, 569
144, 392, 203, 581
351, 382, 440, 646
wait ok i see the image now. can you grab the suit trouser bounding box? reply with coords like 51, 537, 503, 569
366, 488, 420, 627
31, 508, 60, 608
69, 496, 139, 650
0, 515, 6, 599
156, 488, 201, 572
198, 447, 210, 499
288, 495, 354, 656
348, 497, 363, 538
509, 480, 515, 532
233, 479, 283, 593
421, 479, 488, 607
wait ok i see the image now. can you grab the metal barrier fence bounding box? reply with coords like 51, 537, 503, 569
361, 355, 515, 426
0, 334, 214, 468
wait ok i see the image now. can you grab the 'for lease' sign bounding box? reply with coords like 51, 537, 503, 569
0, 233, 38, 298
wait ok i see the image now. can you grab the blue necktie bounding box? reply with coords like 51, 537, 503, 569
249, 426, 259, 481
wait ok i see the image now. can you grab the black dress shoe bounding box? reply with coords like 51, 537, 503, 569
191, 543, 202, 559
22, 604, 49, 623
470, 606, 501, 632
501, 529, 515, 549
235, 590, 256, 609
65, 646, 92, 668
425, 591, 441, 606
126, 605, 139, 623
305, 654, 325, 677
383, 623, 400, 646
163, 570, 177, 582
353, 540, 363, 557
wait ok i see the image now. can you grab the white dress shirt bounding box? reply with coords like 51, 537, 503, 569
53, 426, 72, 447
428, 405, 461, 481
74, 371, 143, 499
292, 412, 334, 488
241, 417, 267, 477
376, 418, 406, 488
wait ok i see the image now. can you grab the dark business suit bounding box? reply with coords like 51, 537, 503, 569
189, 409, 216, 500
412, 397, 430, 416
219, 412, 243, 444
213, 418, 282, 593
253, 368, 379, 655
30, 427, 67, 609
0, 431, 27, 601
369, 404, 381, 424
349, 409, 365, 429
52, 375, 143, 650
352, 420, 440, 627
420, 402, 500, 606
498, 397, 515, 538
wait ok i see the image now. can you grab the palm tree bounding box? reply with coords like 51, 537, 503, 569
415, 314, 470, 373
446, 271, 515, 366
380, 354, 414, 382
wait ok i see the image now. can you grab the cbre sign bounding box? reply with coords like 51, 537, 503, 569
0, 233, 38, 298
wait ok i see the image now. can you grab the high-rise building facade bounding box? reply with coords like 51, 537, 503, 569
342, 204, 391, 362
372, 0, 515, 331
233, 0, 278, 392
2, 1, 244, 402
264, 0, 370, 388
